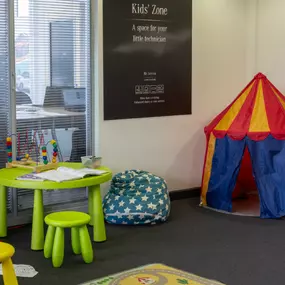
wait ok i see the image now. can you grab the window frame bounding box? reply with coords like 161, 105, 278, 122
5, 0, 95, 226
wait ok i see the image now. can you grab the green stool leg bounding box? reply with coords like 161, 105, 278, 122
79, 225, 93, 263
90, 185, 106, 242
71, 227, 81, 255
52, 227, 65, 268
44, 226, 55, 258
88, 188, 94, 226
0, 185, 7, 237
31, 189, 44, 250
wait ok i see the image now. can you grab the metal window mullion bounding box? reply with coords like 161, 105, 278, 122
8, 0, 18, 217
86, 0, 93, 157
92, 0, 101, 157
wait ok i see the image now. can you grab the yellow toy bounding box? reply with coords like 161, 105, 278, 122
0, 242, 18, 285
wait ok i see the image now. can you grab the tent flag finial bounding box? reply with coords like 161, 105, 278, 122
255, 72, 266, 79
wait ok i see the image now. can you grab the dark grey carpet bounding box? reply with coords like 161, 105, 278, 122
1, 198, 285, 285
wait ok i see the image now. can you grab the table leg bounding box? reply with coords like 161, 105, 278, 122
31, 189, 44, 250
89, 185, 106, 242
88, 188, 94, 226
0, 185, 7, 237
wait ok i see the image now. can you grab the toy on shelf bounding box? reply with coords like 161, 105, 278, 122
6, 134, 59, 173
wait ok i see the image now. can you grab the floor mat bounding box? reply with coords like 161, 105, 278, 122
79, 263, 225, 285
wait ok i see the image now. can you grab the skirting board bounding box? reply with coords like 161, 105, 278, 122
169, 187, 200, 201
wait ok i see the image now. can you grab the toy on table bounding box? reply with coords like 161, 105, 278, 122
42, 140, 58, 165
6, 135, 59, 173
81, 156, 102, 168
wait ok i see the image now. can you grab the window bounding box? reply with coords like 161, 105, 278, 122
0, 0, 10, 168
2, 0, 92, 224
0, 0, 13, 214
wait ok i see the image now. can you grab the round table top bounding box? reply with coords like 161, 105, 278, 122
0, 162, 112, 190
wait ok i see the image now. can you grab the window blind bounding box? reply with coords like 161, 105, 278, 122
0, 0, 12, 213
0, 0, 10, 167
14, 0, 91, 213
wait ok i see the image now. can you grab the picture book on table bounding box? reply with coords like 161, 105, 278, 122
17, 167, 108, 183
17, 173, 45, 181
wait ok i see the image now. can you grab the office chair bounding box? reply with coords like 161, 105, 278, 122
69, 129, 86, 162
43, 87, 64, 107
16, 91, 32, 105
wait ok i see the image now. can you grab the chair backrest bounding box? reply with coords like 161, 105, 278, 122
16, 91, 32, 105
69, 129, 86, 162
43, 86, 64, 107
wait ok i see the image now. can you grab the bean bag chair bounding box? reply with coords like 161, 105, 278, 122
103, 170, 171, 225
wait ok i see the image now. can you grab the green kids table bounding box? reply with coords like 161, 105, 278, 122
0, 162, 112, 250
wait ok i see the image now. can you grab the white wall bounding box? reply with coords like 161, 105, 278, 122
255, 0, 285, 91
94, 0, 248, 192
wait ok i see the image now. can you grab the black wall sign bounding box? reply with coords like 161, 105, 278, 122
103, 0, 192, 120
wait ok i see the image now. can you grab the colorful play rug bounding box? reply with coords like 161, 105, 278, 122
80, 264, 225, 285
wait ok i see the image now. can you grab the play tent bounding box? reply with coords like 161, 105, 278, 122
201, 73, 285, 218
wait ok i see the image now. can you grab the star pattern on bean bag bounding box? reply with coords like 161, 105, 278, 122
103, 170, 171, 225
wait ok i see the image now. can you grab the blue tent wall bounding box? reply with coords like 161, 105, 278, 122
247, 136, 285, 218
206, 135, 285, 218
207, 136, 245, 212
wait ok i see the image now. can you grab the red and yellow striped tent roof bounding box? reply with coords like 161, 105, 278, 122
205, 73, 285, 141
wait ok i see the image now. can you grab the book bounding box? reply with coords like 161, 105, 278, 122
17, 173, 45, 181
16, 167, 109, 183
34, 167, 109, 182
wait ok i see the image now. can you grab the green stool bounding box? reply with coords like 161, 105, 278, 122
44, 211, 93, 268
